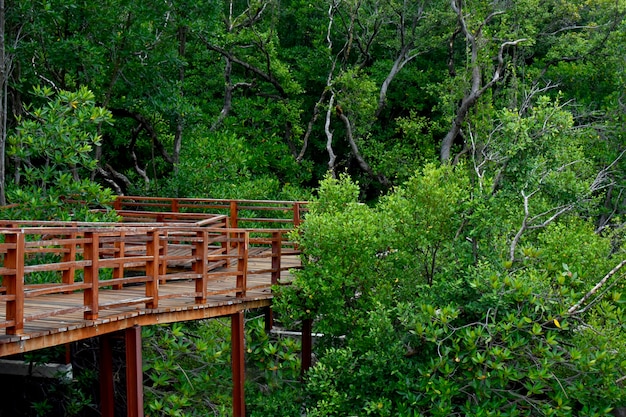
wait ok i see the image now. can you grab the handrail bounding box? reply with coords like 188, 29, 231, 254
0, 224, 300, 335
112, 196, 308, 228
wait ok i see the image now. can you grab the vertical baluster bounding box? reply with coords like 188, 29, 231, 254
62, 232, 77, 289
159, 230, 168, 285
145, 230, 159, 309
84, 232, 100, 321
236, 231, 248, 298
113, 232, 125, 290
271, 231, 282, 286
195, 230, 208, 304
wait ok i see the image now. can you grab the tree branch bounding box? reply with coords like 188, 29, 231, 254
325, 93, 337, 176
567, 260, 626, 315
200, 39, 287, 98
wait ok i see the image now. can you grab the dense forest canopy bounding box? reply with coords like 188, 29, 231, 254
0, 0, 625, 416
0, 0, 623, 204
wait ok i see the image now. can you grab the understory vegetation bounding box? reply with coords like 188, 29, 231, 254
0, 0, 625, 415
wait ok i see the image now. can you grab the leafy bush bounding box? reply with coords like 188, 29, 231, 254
276, 169, 626, 416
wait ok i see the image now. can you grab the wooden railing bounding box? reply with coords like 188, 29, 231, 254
0, 223, 299, 336
112, 196, 308, 229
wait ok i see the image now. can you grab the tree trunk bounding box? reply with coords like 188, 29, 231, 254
0, 0, 6, 205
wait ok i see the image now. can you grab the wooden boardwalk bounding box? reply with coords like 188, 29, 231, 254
0, 197, 306, 357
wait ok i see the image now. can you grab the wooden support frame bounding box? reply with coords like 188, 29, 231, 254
231, 311, 245, 417
5, 232, 25, 335
125, 325, 144, 417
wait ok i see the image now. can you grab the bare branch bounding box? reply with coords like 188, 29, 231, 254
325, 93, 337, 176
568, 260, 626, 315
442, 1, 527, 162
201, 41, 287, 97
337, 108, 389, 186
297, 89, 329, 162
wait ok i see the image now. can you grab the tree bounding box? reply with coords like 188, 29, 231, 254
5, 86, 116, 220
277, 170, 626, 416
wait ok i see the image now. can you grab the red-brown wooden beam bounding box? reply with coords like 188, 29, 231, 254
126, 325, 144, 417
231, 311, 245, 417
5, 232, 25, 335
100, 334, 115, 417
84, 232, 100, 321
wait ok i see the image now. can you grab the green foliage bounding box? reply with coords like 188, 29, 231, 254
6, 86, 117, 220
155, 128, 312, 201
277, 168, 626, 416
143, 316, 303, 417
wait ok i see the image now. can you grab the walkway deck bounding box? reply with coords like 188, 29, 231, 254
0, 197, 306, 357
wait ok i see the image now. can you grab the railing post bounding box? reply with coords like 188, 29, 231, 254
84, 232, 100, 321
231, 311, 246, 417
171, 198, 179, 212
145, 230, 160, 309
194, 230, 208, 304
230, 201, 239, 249
229, 201, 238, 229
113, 197, 122, 211
293, 202, 301, 227
236, 231, 248, 298
5, 232, 25, 335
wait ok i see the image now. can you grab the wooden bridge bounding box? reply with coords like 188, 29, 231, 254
0, 196, 308, 417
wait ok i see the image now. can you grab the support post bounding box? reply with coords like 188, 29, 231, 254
231, 311, 245, 417
301, 318, 312, 375
100, 334, 115, 417
126, 325, 144, 417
